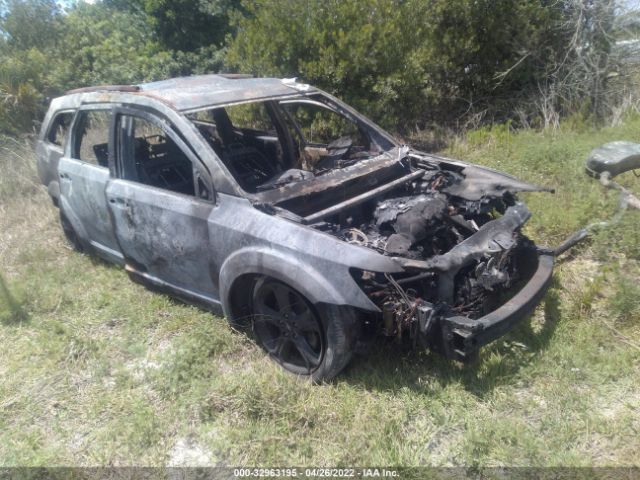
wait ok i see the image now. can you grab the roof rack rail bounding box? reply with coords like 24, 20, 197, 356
217, 73, 254, 79
65, 85, 141, 95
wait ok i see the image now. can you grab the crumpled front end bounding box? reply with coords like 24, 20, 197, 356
301, 151, 554, 359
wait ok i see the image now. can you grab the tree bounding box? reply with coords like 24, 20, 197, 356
226, 0, 576, 129
0, 0, 61, 51
552, 0, 620, 120
227, 0, 432, 129
0, 0, 62, 133
48, 2, 179, 89
105, 0, 242, 52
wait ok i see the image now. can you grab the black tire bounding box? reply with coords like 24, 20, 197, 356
60, 212, 83, 252
251, 277, 354, 382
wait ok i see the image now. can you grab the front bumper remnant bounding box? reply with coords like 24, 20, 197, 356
432, 254, 554, 361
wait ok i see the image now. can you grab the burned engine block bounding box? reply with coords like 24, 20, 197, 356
313, 163, 538, 332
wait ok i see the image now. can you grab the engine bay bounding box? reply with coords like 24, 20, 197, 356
302, 158, 539, 324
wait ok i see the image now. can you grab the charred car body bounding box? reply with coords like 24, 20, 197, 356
36, 75, 555, 380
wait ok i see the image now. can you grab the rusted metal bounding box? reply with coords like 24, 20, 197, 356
217, 73, 254, 79
140, 74, 310, 112
65, 85, 141, 94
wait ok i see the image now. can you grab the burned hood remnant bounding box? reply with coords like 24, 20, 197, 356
37, 74, 566, 380
440, 163, 554, 201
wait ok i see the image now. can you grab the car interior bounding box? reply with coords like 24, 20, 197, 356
71, 98, 383, 197
120, 115, 196, 196
193, 107, 282, 191
73, 112, 198, 197
189, 97, 382, 193
131, 134, 195, 196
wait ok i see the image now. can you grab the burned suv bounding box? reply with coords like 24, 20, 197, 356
36, 74, 554, 381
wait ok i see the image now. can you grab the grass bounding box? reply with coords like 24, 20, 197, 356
0, 116, 639, 467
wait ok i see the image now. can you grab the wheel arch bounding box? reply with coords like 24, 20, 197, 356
218, 247, 376, 323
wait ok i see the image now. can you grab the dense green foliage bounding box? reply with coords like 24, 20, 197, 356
0, 0, 632, 134
227, 0, 572, 129
0, 0, 231, 133
104, 0, 242, 51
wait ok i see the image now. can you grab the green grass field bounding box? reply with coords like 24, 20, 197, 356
0, 117, 639, 467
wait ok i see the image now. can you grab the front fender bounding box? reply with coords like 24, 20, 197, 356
218, 247, 379, 318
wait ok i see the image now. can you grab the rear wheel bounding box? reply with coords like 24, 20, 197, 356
251, 277, 354, 382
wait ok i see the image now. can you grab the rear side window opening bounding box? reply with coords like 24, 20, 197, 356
187, 94, 391, 193
46, 111, 74, 147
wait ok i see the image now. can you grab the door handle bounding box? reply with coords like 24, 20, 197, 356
59, 172, 70, 180
109, 197, 125, 205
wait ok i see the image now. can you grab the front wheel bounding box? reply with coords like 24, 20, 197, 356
251, 278, 354, 382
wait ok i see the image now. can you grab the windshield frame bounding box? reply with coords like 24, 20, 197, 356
185, 90, 400, 200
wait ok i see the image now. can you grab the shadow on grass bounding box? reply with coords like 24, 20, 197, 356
342, 278, 562, 398
0, 272, 29, 324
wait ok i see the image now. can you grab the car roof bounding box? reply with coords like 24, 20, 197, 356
65, 74, 315, 112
